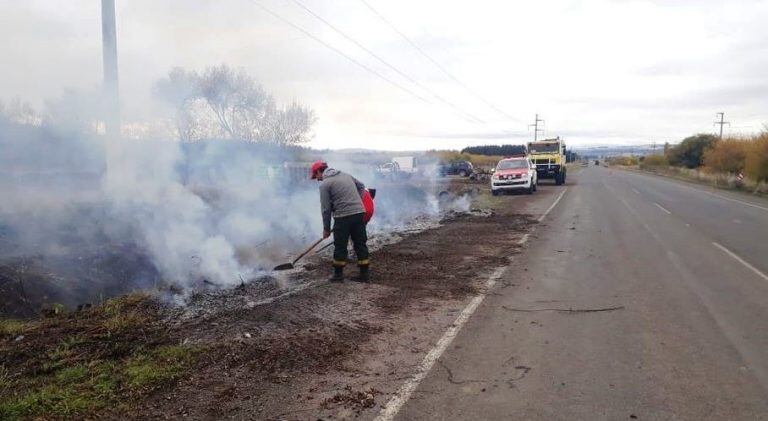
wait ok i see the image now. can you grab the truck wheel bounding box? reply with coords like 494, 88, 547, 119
555, 173, 563, 185
491, 190, 499, 196
533, 182, 537, 192
528, 185, 534, 194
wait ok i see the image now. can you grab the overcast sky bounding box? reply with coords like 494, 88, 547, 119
1, 0, 767, 150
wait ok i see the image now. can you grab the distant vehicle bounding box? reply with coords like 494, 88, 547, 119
375, 156, 417, 180
392, 156, 416, 174
439, 161, 474, 177
374, 162, 407, 180
491, 156, 537, 195
595, 160, 600, 166
581, 161, 589, 167
528, 137, 567, 185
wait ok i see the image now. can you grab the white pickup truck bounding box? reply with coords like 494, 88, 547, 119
491, 156, 538, 195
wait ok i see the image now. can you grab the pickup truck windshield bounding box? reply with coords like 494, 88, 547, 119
497, 160, 528, 170
529, 143, 560, 153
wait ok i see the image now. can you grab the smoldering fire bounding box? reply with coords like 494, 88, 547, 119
0, 99, 468, 316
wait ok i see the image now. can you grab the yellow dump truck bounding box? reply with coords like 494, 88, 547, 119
528, 137, 567, 185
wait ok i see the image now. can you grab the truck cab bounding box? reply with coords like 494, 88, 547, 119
528, 137, 567, 185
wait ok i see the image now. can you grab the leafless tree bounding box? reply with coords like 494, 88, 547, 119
43, 90, 100, 135
0, 98, 41, 126
197, 64, 270, 140
263, 102, 316, 145
154, 64, 315, 144
153, 67, 203, 141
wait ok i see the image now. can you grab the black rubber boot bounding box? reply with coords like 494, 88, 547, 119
330, 266, 344, 283
354, 265, 370, 283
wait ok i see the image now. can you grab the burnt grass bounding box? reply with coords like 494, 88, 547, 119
1, 192, 536, 420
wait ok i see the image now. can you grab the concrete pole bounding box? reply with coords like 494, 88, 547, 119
101, 0, 120, 138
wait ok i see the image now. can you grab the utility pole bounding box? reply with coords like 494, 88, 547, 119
714, 112, 729, 140
529, 113, 545, 142
101, 0, 120, 138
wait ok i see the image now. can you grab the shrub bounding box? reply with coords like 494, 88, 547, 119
703, 138, 748, 174
640, 154, 668, 169
606, 156, 639, 166
745, 133, 768, 182
667, 134, 717, 168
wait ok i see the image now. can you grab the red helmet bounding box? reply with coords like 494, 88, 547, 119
310, 160, 327, 179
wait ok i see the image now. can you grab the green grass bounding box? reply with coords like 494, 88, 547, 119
0, 319, 28, 337
124, 345, 197, 390
0, 345, 198, 420
0, 293, 199, 420
0, 362, 115, 420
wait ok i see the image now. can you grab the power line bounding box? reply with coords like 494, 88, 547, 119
248, 0, 431, 105
358, 0, 524, 124
287, 0, 484, 124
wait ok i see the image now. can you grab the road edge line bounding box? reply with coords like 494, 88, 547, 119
374, 187, 568, 421
620, 168, 768, 212
712, 242, 768, 282
654, 202, 672, 215
373, 266, 505, 421
539, 187, 569, 223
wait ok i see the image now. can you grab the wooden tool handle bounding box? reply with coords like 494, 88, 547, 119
292, 238, 325, 265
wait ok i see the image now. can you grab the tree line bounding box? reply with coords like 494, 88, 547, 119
660, 133, 768, 182
609, 131, 768, 183
460, 144, 527, 156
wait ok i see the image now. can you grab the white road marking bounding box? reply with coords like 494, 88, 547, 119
628, 170, 768, 212
375, 188, 568, 421
654, 203, 672, 215
712, 242, 768, 282
701, 190, 768, 212
631, 188, 640, 195
539, 187, 569, 222
374, 266, 505, 421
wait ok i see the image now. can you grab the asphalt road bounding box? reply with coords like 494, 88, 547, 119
393, 166, 768, 420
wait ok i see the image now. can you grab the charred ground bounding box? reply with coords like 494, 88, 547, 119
1, 179, 537, 420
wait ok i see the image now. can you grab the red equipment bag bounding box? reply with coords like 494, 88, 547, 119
362, 188, 375, 223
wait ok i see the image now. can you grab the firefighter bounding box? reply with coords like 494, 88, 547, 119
311, 161, 370, 282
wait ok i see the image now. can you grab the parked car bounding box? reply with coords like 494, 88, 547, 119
374, 161, 411, 180
491, 156, 537, 195
438, 161, 474, 177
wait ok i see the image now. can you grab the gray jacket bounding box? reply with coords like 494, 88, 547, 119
319, 168, 365, 231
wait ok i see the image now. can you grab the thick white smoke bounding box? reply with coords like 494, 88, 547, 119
102, 139, 321, 287
0, 93, 465, 314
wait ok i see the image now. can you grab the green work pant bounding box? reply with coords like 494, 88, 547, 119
332, 213, 369, 267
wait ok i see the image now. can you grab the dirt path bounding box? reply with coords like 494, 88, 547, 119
122, 182, 543, 420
